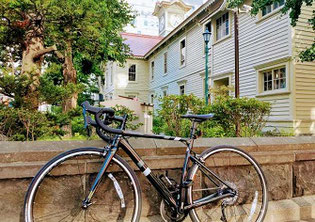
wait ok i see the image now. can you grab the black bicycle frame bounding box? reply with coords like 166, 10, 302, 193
83, 115, 235, 213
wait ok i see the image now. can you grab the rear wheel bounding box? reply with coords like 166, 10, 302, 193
24, 147, 142, 222
187, 146, 268, 222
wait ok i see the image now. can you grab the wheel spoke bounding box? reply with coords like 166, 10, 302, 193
26, 149, 140, 222
187, 147, 267, 222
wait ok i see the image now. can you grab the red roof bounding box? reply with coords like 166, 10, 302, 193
121, 33, 163, 58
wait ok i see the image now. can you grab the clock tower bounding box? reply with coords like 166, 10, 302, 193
153, 0, 192, 37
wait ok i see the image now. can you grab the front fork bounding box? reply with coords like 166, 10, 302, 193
82, 142, 118, 208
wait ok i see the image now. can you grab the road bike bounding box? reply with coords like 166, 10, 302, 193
24, 101, 268, 222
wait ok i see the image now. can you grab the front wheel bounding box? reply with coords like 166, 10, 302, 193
24, 147, 142, 222
187, 146, 268, 222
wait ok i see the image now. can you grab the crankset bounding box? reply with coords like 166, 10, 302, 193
160, 200, 186, 222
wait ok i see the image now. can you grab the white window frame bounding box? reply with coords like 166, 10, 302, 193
179, 84, 185, 95
179, 37, 186, 68
177, 80, 187, 96
215, 12, 230, 42
257, 0, 285, 22
210, 72, 232, 98
161, 86, 168, 97
262, 0, 285, 16
128, 64, 136, 82
256, 61, 290, 97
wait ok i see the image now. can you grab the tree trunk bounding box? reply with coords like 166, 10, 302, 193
62, 41, 78, 113
20, 14, 56, 110
61, 42, 78, 137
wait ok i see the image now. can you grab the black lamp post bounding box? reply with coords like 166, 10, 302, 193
203, 28, 211, 105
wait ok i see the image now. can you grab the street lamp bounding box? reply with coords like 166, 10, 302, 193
203, 28, 211, 105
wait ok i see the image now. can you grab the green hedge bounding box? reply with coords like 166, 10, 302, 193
153, 93, 271, 138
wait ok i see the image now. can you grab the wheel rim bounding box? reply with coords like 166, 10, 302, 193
26, 150, 139, 222
188, 147, 267, 222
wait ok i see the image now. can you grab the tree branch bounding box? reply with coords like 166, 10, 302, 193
54, 50, 65, 61
33, 45, 57, 60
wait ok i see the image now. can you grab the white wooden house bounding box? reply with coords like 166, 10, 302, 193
104, 0, 315, 135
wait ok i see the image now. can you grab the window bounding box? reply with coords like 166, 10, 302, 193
204, 20, 212, 53
163, 90, 167, 97
180, 38, 186, 66
151, 61, 155, 80
262, 0, 284, 16
262, 67, 286, 92
162, 87, 168, 97
179, 85, 185, 95
216, 12, 229, 41
128, 64, 136, 81
164, 52, 168, 74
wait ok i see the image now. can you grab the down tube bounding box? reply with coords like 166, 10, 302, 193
119, 139, 177, 208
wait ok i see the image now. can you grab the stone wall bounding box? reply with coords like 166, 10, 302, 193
0, 137, 315, 221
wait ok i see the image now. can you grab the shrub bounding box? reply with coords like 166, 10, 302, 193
153, 92, 271, 138
111, 105, 143, 130
154, 94, 204, 136
206, 95, 271, 137
0, 105, 53, 141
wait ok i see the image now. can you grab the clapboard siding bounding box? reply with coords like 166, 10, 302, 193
104, 59, 150, 103
150, 5, 294, 131
293, 3, 315, 134
149, 23, 209, 99
237, 9, 292, 127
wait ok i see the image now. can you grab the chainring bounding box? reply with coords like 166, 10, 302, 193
160, 200, 186, 222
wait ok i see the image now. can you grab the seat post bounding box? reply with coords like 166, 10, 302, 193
189, 120, 198, 140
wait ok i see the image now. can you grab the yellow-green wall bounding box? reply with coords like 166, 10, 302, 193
293, 3, 315, 135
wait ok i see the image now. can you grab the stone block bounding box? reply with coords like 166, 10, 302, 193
0, 178, 30, 222
294, 161, 315, 197
262, 164, 293, 200
264, 199, 300, 222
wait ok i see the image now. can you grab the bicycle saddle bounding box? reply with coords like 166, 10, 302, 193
181, 113, 214, 122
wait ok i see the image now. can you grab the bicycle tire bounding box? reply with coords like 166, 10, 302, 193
187, 145, 268, 222
24, 147, 142, 222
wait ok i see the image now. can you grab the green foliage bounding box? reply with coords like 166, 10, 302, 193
228, 0, 315, 61
111, 105, 143, 130
205, 89, 271, 137
0, 105, 52, 141
154, 92, 271, 138
0, 0, 135, 110
39, 73, 85, 105
299, 42, 315, 62
263, 128, 295, 137
155, 94, 204, 136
